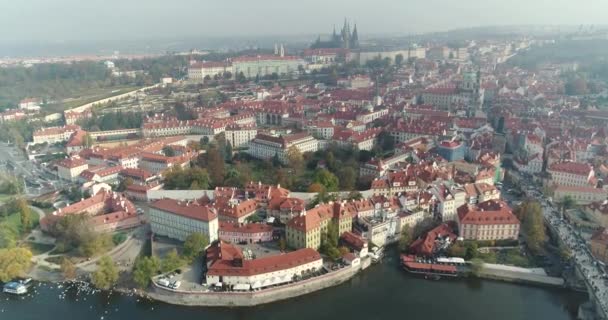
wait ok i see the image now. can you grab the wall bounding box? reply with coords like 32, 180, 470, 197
147, 259, 368, 307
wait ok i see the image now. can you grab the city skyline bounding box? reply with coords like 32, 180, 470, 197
1, 0, 608, 44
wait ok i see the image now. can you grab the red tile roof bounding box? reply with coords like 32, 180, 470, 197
151, 198, 218, 222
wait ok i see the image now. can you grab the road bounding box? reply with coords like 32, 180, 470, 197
512, 172, 608, 319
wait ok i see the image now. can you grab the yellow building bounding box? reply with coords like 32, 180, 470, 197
286, 201, 354, 250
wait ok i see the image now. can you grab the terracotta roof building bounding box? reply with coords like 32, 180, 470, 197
205, 241, 322, 290
457, 200, 520, 241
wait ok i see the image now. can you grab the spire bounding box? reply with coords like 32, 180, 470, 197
280, 44, 285, 57
274, 43, 278, 55
351, 23, 359, 49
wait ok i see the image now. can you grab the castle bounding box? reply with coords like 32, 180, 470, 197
311, 19, 360, 50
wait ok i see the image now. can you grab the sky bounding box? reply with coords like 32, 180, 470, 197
1, 0, 608, 43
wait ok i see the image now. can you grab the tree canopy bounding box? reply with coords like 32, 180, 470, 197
91, 256, 119, 289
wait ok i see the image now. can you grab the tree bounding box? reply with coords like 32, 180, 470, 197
79, 233, 113, 257
204, 146, 225, 187
395, 54, 404, 67
523, 203, 546, 254
183, 232, 208, 262
465, 241, 478, 260
308, 183, 324, 193
313, 169, 339, 192
200, 136, 210, 146
376, 131, 395, 152
161, 249, 184, 273
0, 222, 17, 249
116, 177, 134, 192
133, 256, 160, 288
469, 258, 484, 276
558, 196, 575, 219
91, 256, 119, 290
16, 197, 32, 231
0, 247, 32, 282
337, 166, 357, 190
286, 145, 304, 173
82, 133, 94, 148
346, 191, 363, 200
326, 221, 339, 248
398, 226, 412, 252
61, 258, 77, 280
278, 238, 287, 251
225, 141, 233, 162
162, 146, 176, 157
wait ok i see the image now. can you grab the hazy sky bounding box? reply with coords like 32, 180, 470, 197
1, 0, 607, 43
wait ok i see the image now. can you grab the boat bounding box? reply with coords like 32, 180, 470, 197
3, 281, 28, 295
424, 274, 441, 281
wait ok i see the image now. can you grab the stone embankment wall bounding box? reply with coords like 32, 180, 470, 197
147, 258, 370, 307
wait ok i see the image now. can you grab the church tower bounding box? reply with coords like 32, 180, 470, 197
341, 18, 351, 49
279, 44, 285, 57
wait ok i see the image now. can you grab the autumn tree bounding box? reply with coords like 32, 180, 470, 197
286, 145, 304, 174
61, 257, 77, 280
0, 247, 32, 282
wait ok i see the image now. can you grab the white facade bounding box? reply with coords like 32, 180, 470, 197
148, 206, 219, 244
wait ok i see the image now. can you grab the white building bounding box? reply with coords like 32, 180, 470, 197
246, 132, 318, 164
148, 198, 219, 244
225, 125, 258, 148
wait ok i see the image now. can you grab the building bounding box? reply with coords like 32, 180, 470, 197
463, 182, 500, 205
225, 125, 257, 149
138, 152, 194, 174
56, 157, 89, 182
437, 140, 465, 162
286, 201, 353, 250
216, 199, 258, 223
584, 201, 608, 228
339, 231, 369, 257
218, 222, 273, 244
554, 186, 606, 205
32, 125, 80, 144
232, 55, 304, 79
590, 228, 608, 264
409, 223, 457, 257
19, 98, 41, 111
246, 132, 318, 164
456, 200, 520, 241
310, 20, 360, 50
548, 162, 596, 188
40, 190, 141, 233
148, 198, 219, 243
205, 242, 323, 290
0, 109, 27, 122
188, 61, 232, 81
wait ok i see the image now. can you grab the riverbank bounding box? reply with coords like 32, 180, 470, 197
475, 263, 566, 287
145, 257, 371, 307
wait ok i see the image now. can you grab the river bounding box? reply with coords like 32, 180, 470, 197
1, 249, 586, 320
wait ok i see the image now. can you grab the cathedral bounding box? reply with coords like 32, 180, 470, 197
311, 19, 360, 49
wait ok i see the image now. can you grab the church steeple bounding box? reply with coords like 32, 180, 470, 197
351, 23, 359, 49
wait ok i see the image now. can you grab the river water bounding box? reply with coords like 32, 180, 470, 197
1, 249, 586, 320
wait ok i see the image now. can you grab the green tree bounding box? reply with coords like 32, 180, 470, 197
0, 222, 17, 249
398, 226, 412, 252
162, 146, 176, 157
61, 257, 77, 280
469, 258, 484, 276
79, 233, 113, 257
395, 54, 404, 67
313, 169, 339, 192
225, 141, 233, 162
116, 177, 134, 192
91, 256, 119, 289
558, 196, 575, 218
82, 133, 94, 148
182, 232, 209, 262
161, 249, 184, 273
133, 256, 160, 288
337, 166, 357, 190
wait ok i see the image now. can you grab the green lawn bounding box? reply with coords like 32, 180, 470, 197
43, 85, 141, 113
